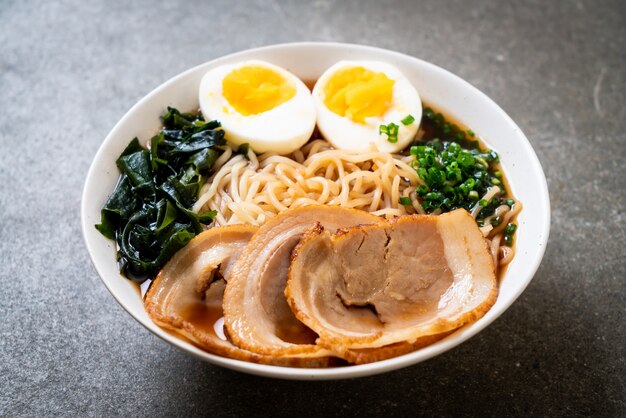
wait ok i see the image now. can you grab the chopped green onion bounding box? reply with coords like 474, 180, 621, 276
490, 216, 502, 227
457, 152, 474, 168
504, 198, 515, 207
399, 196, 412, 206
401, 115, 415, 125
412, 106, 506, 224
503, 223, 517, 246
504, 223, 517, 235
379, 122, 400, 143
475, 157, 489, 169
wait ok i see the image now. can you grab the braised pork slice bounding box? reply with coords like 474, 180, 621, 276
144, 225, 330, 367
286, 209, 497, 350
329, 331, 454, 364
223, 206, 380, 358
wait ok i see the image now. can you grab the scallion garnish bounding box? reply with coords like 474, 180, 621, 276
411, 108, 511, 225
399, 196, 412, 206
503, 222, 517, 246
379, 122, 400, 143
504, 223, 517, 235
401, 115, 415, 125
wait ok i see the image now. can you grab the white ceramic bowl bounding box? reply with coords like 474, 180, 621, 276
82, 42, 550, 380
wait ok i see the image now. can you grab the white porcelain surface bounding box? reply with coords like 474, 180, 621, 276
81, 42, 550, 380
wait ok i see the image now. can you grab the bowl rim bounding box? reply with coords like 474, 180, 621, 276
81, 41, 550, 380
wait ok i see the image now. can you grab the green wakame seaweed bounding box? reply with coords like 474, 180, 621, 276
96, 107, 224, 280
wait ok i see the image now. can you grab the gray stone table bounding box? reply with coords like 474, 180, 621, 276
1, 0, 624, 416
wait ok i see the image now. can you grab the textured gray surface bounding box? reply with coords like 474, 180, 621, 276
1, 0, 625, 416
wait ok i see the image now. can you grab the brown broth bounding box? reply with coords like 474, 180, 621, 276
302, 79, 316, 91
179, 299, 226, 340
134, 278, 228, 341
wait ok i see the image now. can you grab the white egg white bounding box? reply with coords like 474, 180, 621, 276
312, 61, 422, 153
198, 60, 316, 155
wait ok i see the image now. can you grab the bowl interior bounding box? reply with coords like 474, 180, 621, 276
82, 42, 550, 380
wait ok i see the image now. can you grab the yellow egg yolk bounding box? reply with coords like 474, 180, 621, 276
323, 67, 395, 123
222, 65, 296, 116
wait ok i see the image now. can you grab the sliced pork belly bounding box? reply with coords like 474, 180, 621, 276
286, 209, 497, 350
223, 206, 380, 358
144, 225, 329, 367
330, 331, 454, 364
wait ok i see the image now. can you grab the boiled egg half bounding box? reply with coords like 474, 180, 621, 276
199, 60, 316, 154
312, 61, 422, 153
